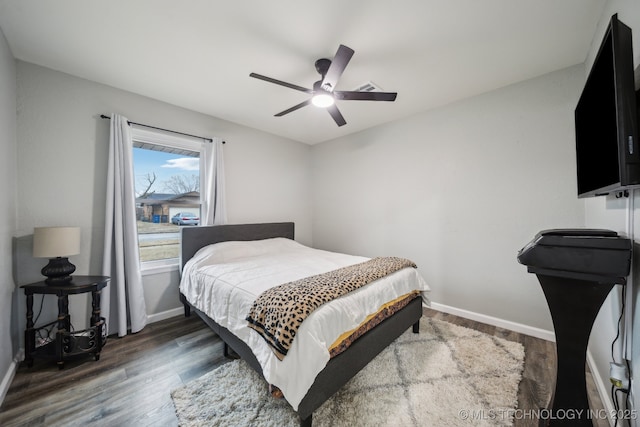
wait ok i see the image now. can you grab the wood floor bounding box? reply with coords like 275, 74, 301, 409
0, 309, 607, 426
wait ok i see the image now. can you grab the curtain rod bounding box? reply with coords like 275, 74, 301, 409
99, 114, 224, 144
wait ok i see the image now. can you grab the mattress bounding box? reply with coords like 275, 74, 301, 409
179, 237, 430, 410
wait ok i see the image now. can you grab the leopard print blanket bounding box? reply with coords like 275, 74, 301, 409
246, 256, 417, 360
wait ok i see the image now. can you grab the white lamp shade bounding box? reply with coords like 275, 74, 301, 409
33, 227, 81, 258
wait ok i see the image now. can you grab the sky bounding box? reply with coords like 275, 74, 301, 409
132, 147, 199, 195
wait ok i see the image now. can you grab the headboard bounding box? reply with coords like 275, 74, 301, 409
180, 222, 295, 270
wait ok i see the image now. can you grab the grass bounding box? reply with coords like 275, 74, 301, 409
136, 221, 181, 262
139, 244, 179, 262
136, 221, 180, 234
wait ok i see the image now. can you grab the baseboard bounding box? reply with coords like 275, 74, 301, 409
146, 307, 183, 324
429, 302, 556, 342
0, 349, 24, 406
586, 350, 615, 426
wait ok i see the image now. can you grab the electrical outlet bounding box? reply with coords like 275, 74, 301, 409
610, 362, 630, 389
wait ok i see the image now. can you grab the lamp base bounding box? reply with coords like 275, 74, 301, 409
42, 257, 76, 285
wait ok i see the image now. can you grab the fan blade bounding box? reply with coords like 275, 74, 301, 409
327, 104, 347, 127
321, 45, 354, 92
250, 73, 313, 94
275, 99, 312, 116
334, 91, 397, 101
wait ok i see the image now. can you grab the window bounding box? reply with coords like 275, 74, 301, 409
131, 127, 205, 269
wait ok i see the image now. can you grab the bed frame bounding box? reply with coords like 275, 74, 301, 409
179, 222, 422, 427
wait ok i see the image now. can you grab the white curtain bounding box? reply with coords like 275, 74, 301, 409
102, 113, 148, 337
201, 137, 227, 226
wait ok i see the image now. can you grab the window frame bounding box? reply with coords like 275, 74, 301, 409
130, 126, 206, 274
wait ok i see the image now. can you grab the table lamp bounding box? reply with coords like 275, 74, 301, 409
33, 226, 81, 285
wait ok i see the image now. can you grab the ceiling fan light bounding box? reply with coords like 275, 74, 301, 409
312, 93, 334, 108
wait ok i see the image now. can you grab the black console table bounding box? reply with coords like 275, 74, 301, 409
518, 229, 631, 426
22, 275, 110, 369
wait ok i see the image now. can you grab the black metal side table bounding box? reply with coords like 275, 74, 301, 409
22, 275, 109, 369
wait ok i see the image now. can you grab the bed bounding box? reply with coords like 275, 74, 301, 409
179, 222, 428, 426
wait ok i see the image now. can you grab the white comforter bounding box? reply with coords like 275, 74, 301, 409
179, 237, 430, 410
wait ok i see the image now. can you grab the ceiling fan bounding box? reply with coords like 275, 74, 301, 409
249, 44, 397, 127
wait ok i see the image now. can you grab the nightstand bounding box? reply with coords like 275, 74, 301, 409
22, 275, 110, 369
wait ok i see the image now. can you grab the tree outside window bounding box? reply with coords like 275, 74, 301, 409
132, 137, 202, 265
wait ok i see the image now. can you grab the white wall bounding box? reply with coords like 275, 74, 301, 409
14, 61, 313, 337
312, 65, 584, 332
582, 0, 640, 417
0, 26, 18, 401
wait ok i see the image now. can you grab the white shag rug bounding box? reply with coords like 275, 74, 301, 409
171, 317, 525, 426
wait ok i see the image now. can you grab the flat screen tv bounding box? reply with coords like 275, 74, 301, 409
575, 14, 640, 198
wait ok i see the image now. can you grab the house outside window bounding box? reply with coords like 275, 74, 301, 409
131, 127, 205, 270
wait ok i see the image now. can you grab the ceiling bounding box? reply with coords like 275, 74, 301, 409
0, 0, 606, 144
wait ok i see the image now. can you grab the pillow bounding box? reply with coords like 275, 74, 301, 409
192, 237, 304, 265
